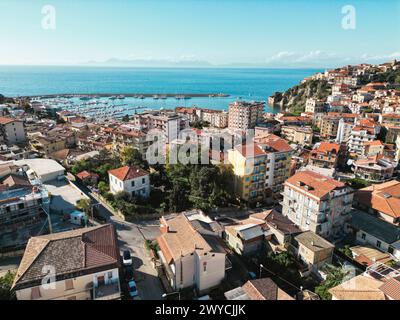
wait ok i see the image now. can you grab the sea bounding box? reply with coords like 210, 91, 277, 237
0, 66, 322, 113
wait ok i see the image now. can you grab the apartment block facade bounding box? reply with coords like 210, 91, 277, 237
281, 170, 353, 239
228, 101, 264, 130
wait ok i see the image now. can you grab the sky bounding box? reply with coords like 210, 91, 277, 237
0, 0, 399, 67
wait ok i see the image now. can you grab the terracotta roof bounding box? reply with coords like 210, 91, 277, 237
329, 275, 385, 300
313, 142, 340, 154
108, 165, 149, 181
254, 134, 293, 153
354, 180, 400, 218
379, 277, 400, 300
0, 117, 18, 125
76, 170, 98, 180
357, 118, 378, 127
364, 140, 384, 147
352, 126, 376, 134
285, 170, 347, 200
1, 174, 31, 189
12, 224, 120, 290
250, 209, 301, 235
157, 214, 216, 264
234, 143, 266, 158
113, 128, 145, 137
48, 148, 71, 161
327, 112, 358, 118
242, 278, 294, 300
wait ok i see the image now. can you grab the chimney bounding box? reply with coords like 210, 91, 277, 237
160, 223, 169, 234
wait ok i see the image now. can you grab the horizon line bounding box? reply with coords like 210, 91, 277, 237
0, 64, 330, 70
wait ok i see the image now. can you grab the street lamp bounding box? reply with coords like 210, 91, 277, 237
162, 291, 181, 300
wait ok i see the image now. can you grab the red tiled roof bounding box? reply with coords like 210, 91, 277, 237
379, 278, 400, 300
108, 166, 149, 181
76, 170, 98, 180
313, 142, 340, 154
0, 117, 18, 125
12, 224, 120, 290
254, 134, 293, 153
354, 180, 400, 219
285, 170, 346, 200
235, 143, 266, 158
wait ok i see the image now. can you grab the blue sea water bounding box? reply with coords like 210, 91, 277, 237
0, 66, 322, 113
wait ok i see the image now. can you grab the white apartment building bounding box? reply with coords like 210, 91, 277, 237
0, 117, 26, 145
348, 125, 380, 156
132, 111, 189, 141
305, 98, 326, 113
336, 118, 355, 143
228, 101, 264, 130
157, 214, 226, 294
108, 165, 150, 198
255, 134, 293, 202
201, 109, 229, 128
281, 170, 353, 239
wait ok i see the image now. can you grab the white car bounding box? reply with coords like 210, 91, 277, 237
122, 250, 132, 266
128, 280, 139, 298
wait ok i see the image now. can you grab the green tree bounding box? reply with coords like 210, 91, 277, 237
0, 271, 16, 300
98, 181, 109, 195
76, 198, 91, 214
121, 147, 149, 169
315, 265, 348, 300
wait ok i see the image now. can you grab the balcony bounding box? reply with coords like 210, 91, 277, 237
93, 279, 121, 300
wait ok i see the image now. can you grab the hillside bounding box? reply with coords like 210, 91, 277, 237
268, 79, 331, 114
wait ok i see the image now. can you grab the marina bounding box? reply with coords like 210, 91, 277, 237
29, 93, 232, 121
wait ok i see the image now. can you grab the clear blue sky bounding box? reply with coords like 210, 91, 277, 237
0, 0, 399, 67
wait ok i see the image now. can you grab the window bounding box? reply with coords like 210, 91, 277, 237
65, 279, 74, 290
376, 240, 381, 248
203, 262, 207, 272
108, 271, 113, 279
131, 181, 135, 187
361, 233, 366, 240
142, 178, 145, 184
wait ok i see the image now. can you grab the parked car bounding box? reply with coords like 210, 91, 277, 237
122, 250, 132, 266
128, 280, 139, 298
124, 266, 134, 281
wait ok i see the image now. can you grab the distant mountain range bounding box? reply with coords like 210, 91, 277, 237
84, 58, 214, 68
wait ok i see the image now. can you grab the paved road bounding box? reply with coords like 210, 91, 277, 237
69, 178, 164, 300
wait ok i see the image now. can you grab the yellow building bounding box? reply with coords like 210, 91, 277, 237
281, 126, 313, 146
228, 135, 293, 205
227, 143, 267, 203
29, 136, 67, 155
